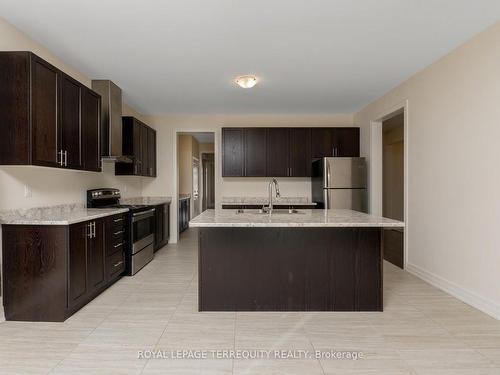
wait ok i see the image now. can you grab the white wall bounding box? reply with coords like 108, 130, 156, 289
141, 114, 354, 242
355, 21, 500, 319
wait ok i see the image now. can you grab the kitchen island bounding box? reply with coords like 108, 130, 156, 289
190, 209, 404, 312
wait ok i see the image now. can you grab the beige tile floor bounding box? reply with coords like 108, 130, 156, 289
1, 228, 500, 374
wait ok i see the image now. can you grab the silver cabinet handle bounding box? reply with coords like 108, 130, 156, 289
114, 230, 124, 235
58, 150, 64, 166
64, 150, 68, 166
113, 260, 123, 268
92, 222, 96, 238
113, 218, 123, 223
113, 242, 124, 248
87, 223, 93, 238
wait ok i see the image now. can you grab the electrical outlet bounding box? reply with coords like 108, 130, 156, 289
24, 185, 32, 198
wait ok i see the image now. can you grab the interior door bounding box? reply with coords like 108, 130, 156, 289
192, 158, 200, 217
82, 88, 101, 171
31, 55, 59, 167
202, 153, 215, 210
60, 74, 82, 169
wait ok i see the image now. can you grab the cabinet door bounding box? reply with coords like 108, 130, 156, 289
31, 55, 60, 167
311, 128, 333, 158
88, 219, 106, 291
141, 125, 149, 176
68, 222, 89, 308
267, 128, 289, 177
154, 205, 163, 250
60, 74, 82, 169
331, 128, 360, 157
148, 128, 156, 177
222, 128, 244, 177
164, 204, 170, 242
82, 88, 101, 171
244, 128, 267, 177
289, 128, 312, 177
133, 120, 143, 175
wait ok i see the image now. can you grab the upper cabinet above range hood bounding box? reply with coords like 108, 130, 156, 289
91, 80, 132, 163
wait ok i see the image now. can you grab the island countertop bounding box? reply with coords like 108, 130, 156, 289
190, 209, 404, 228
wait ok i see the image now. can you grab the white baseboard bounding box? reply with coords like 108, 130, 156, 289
407, 263, 500, 321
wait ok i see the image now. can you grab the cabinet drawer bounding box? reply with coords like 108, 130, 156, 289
107, 233, 126, 256
107, 251, 125, 281
108, 213, 127, 228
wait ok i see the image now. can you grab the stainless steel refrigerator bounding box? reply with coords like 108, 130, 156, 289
311, 157, 367, 212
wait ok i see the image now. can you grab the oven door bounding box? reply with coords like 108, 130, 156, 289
132, 208, 155, 254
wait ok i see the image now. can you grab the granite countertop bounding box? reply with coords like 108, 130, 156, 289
221, 196, 317, 206
121, 196, 172, 205
189, 209, 405, 228
0, 204, 129, 225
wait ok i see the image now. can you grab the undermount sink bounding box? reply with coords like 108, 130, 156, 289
235, 208, 304, 215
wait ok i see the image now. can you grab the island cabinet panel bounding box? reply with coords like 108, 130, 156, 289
244, 128, 268, 176
2, 213, 126, 322
0, 51, 102, 172
198, 227, 382, 312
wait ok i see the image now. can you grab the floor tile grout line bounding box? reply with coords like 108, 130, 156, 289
139, 258, 197, 375
45, 295, 128, 374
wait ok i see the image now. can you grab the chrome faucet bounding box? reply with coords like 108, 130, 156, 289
266, 178, 281, 213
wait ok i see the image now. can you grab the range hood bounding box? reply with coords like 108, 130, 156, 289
91, 80, 132, 163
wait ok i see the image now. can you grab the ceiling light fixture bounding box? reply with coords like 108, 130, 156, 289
235, 75, 258, 89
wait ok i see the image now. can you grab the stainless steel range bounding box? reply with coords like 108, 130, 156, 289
87, 188, 155, 275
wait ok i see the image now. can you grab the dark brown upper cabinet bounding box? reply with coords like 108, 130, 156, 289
222, 126, 358, 178
289, 128, 312, 177
244, 128, 267, 177
267, 128, 289, 177
0, 51, 101, 172
116, 116, 156, 177
222, 128, 244, 177
82, 88, 101, 172
148, 128, 157, 177
311, 127, 360, 158
60, 74, 82, 169
267, 128, 312, 177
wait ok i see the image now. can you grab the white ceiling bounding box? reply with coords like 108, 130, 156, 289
1, 0, 500, 115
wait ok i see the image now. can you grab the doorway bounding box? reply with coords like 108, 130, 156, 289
370, 101, 408, 269
176, 132, 215, 239
382, 113, 405, 268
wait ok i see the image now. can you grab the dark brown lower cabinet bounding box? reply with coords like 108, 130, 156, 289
198, 227, 382, 312
2, 213, 126, 322
154, 203, 170, 251
179, 198, 190, 234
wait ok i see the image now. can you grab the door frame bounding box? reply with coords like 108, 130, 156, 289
172, 128, 217, 243
369, 100, 409, 269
